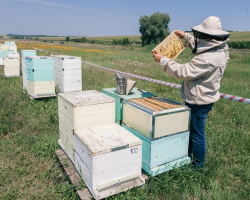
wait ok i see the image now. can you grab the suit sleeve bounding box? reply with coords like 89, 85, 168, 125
160, 56, 214, 81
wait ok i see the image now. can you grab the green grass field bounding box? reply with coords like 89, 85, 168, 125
0, 37, 250, 200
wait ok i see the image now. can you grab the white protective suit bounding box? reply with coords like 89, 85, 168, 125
160, 33, 229, 105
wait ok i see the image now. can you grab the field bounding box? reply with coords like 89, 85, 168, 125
29, 31, 250, 45
0, 36, 250, 200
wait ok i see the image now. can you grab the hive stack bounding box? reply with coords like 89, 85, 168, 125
53, 55, 82, 93
122, 97, 191, 176
58, 90, 145, 199
21, 50, 37, 90
25, 56, 56, 98
0, 50, 4, 65
3, 56, 20, 77
102, 87, 154, 124
58, 90, 116, 161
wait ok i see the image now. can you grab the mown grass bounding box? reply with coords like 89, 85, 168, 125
0, 38, 250, 200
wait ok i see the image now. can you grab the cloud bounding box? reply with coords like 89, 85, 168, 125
14, 0, 93, 11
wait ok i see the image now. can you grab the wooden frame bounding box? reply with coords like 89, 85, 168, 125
153, 31, 185, 60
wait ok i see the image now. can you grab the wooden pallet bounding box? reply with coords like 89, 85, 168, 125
55, 149, 148, 200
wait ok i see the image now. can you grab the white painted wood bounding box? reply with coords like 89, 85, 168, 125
27, 80, 55, 97
7, 53, 19, 58
1, 45, 9, 51
59, 131, 74, 160
0, 58, 3, 65
22, 58, 27, 90
74, 124, 141, 155
3, 57, 20, 68
74, 124, 142, 193
8, 45, 17, 53
4, 68, 20, 77
54, 68, 81, 80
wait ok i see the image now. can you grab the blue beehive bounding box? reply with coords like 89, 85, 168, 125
4, 41, 15, 45
102, 87, 154, 124
122, 124, 190, 176
0, 50, 5, 58
25, 56, 54, 82
21, 50, 37, 58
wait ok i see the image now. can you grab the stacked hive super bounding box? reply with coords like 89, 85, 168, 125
25, 56, 56, 98
58, 90, 145, 199
0, 50, 4, 65
53, 55, 82, 93
21, 50, 37, 90
122, 97, 191, 176
3, 56, 20, 77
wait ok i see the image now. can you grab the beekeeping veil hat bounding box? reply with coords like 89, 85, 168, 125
191, 16, 229, 53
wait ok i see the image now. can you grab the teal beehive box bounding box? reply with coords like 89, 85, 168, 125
5, 50, 14, 57
25, 56, 54, 82
102, 87, 154, 124
4, 41, 15, 45
21, 50, 37, 58
122, 124, 190, 176
0, 50, 5, 58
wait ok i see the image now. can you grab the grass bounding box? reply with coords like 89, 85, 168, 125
0, 37, 250, 200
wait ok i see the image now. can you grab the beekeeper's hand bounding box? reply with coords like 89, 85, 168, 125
152, 49, 163, 62
175, 30, 185, 38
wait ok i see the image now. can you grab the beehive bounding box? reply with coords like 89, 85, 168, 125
0, 50, 4, 65
25, 56, 54, 82
4, 68, 20, 77
102, 87, 154, 124
153, 31, 185, 60
8, 45, 17, 53
122, 124, 190, 176
27, 80, 55, 97
21, 51, 37, 90
58, 90, 115, 160
7, 53, 19, 58
73, 124, 142, 199
4, 41, 15, 45
5, 50, 15, 57
123, 97, 190, 140
3, 57, 20, 68
1, 45, 10, 51
53, 55, 82, 93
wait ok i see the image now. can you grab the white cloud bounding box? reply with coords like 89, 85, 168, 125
14, 0, 93, 11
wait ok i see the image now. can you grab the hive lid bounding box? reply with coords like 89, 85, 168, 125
153, 31, 185, 60
52, 55, 81, 59
25, 56, 53, 59
74, 124, 142, 155
58, 90, 115, 106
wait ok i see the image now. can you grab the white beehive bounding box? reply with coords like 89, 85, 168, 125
7, 52, 20, 58
73, 124, 142, 199
27, 80, 55, 97
3, 57, 20, 68
58, 90, 115, 160
4, 68, 20, 77
1, 45, 10, 51
8, 45, 17, 53
53, 55, 82, 93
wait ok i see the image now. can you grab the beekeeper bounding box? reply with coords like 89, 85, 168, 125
152, 16, 230, 168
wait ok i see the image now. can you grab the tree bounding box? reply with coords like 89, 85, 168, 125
65, 36, 70, 41
139, 12, 170, 46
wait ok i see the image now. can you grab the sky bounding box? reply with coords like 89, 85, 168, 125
0, 0, 249, 36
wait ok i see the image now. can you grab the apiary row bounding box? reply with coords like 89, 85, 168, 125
20, 51, 83, 98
